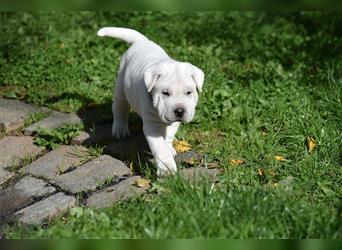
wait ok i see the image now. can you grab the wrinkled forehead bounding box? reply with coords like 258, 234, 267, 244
159, 64, 196, 91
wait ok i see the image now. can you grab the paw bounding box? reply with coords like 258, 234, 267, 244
112, 122, 130, 139
155, 158, 177, 177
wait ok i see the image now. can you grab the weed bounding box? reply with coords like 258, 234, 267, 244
86, 145, 104, 158
35, 123, 84, 150
23, 111, 50, 127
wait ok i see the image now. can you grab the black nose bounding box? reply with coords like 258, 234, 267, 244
174, 108, 185, 118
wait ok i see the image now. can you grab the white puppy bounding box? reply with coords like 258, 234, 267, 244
97, 27, 204, 176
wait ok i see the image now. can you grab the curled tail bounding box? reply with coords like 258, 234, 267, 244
97, 27, 148, 44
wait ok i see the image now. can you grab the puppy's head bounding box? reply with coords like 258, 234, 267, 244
144, 61, 204, 124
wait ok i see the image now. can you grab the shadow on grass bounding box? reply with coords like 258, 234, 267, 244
45, 92, 154, 175
184, 12, 342, 69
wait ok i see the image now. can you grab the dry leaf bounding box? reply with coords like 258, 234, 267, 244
230, 159, 244, 165
199, 161, 218, 168
87, 102, 98, 108
206, 162, 219, 169
59, 43, 65, 49
258, 168, 264, 176
173, 140, 191, 153
275, 155, 285, 161
184, 158, 195, 165
135, 178, 150, 189
129, 161, 134, 171
306, 136, 317, 154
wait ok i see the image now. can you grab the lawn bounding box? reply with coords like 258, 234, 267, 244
1, 12, 342, 238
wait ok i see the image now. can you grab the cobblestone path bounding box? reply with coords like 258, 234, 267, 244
0, 98, 219, 229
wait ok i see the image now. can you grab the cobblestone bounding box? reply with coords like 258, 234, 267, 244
0, 176, 56, 217
86, 176, 145, 209
104, 133, 149, 160
0, 98, 46, 133
178, 167, 220, 182
22, 145, 89, 180
0, 168, 14, 186
0, 136, 44, 170
24, 111, 82, 135
72, 123, 112, 146
54, 155, 131, 194
15, 192, 76, 225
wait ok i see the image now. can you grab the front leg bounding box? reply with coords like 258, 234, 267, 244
112, 74, 130, 139
143, 122, 177, 176
165, 122, 180, 157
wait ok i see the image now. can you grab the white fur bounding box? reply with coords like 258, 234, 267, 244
98, 27, 204, 176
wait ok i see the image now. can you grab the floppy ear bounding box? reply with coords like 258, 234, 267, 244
144, 65, 161, 92
188, 64, 204, 93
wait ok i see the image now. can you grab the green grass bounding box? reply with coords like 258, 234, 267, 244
34, 122, 84, 150
1, 12, 342, 238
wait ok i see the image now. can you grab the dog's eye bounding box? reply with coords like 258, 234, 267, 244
186, 91, 192, 95
162, 91, 170, 96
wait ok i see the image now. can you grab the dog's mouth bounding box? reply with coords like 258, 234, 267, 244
165, 116, 173, 123
164, 116, 183, 123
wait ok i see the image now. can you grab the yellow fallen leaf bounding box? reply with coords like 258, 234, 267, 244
87, 102, 98, 108
258, 168, 264, 176
173, 140, 191, 153
306, 136, 317, 154
206, 162, 218, 169
135, 178, 150, 189
275, 155, 285, 161
184, 158, 195, 165
230, 159, 244, 165
129, 161, 134, 171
